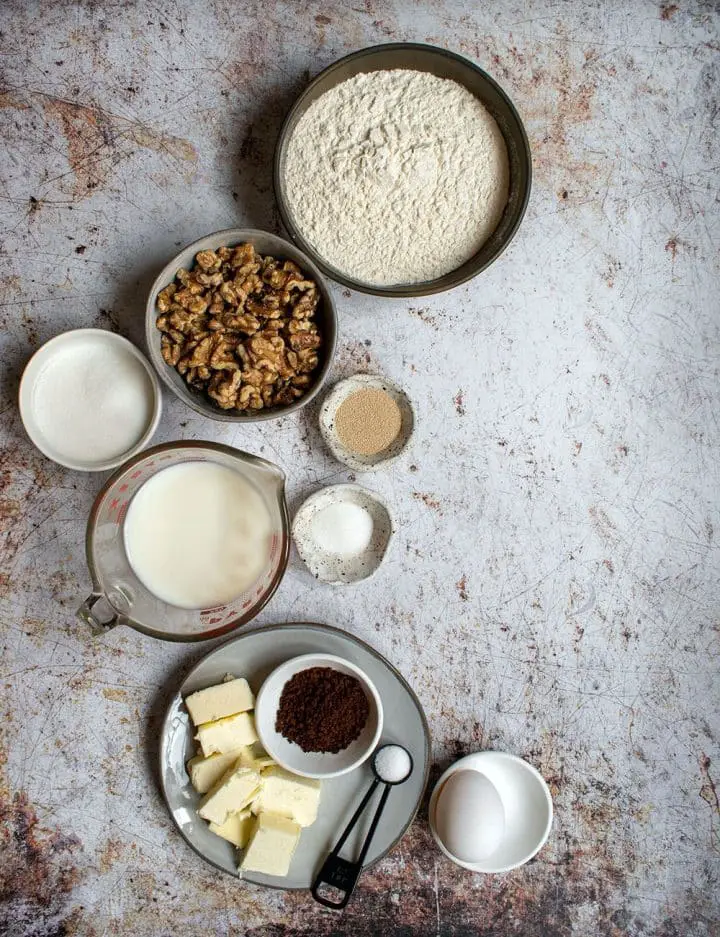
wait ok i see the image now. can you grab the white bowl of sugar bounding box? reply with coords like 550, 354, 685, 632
19, 328, 162, 472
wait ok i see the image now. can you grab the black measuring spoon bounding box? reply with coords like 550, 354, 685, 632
311, 743, 414, 909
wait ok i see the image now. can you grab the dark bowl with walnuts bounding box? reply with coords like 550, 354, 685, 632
145, 229, 338, 422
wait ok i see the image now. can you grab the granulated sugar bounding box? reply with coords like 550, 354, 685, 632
284, 69, 509, 286
30, 332, 155, 466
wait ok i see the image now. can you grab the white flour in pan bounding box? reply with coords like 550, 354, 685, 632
283, 69, 509, 286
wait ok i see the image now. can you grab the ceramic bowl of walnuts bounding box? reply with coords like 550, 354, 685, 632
145, 229, 338, 421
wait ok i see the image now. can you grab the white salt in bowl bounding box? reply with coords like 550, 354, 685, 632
255, 653, 384, 779
19, 329, 162, 472
292, 483, 393, 585
319, 374, 415, 472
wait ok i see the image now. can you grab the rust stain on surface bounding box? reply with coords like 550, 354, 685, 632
0, 5, 717, 934
584, 316, 611, 353
0, 275, 21, 295
0, 498, 20, 531
412, 491, 443, 514
1, 91, 197, 198
0, 748, 83, 937
602, 257, 622, 288
98, 837, 125, 872
49, 567, 79, 607
699, 753, 720, 850
336, 338, 378, 374
0, 92, 28, 109
102, 688, 129, 703
589, 505, 617, 540
408, 306, 438, 328
0, 443, 63, 567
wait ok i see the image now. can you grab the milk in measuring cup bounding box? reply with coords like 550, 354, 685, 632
123, 462, 272, 609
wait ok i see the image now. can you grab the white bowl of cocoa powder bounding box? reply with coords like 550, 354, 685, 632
255, 653, 383, 779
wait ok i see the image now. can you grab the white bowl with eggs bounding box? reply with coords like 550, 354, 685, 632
254, 653, 383, 779
429, 751, 553, 873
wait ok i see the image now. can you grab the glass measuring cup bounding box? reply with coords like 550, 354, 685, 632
78, 441, 289, 641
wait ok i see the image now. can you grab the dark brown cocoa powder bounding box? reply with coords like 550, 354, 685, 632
275, 666, 370, 753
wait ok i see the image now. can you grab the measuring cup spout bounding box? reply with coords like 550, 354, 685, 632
77, 592, 119, 634
243, 450, 286, 489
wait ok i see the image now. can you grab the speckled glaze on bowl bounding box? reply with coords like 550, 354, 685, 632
319, 374, 415, 472
145, 228, 338, 423
292, 484, 393, 585
274, 43, 532, 297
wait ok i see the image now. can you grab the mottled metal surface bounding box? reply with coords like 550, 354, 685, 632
0, 1, 718, 934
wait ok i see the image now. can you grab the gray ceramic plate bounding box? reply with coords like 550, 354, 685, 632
159, 622, 431, 889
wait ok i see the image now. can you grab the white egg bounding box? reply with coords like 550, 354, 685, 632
434, 770, 505, 863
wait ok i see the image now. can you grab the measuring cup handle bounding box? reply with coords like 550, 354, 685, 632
77, 593, 119, 634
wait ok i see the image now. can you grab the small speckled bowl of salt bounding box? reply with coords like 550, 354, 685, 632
19, 329, 161, 471
292, 483, 393, 584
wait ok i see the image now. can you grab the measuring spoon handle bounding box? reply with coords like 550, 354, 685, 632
312, 782, 391, 910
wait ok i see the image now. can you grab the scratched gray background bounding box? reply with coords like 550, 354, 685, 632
0, 1, 718, 935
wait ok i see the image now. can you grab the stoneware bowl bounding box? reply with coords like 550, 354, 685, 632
292, 484, 393, 584
429, 751, 553, 873
254, 652, 384, 779
319, 374, 415, 472
274, 43, 531, 297
145, 228, 338, 422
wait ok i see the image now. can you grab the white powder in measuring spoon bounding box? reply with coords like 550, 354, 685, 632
374, 745, 413, 784
284, 69, 510, 286
31, 333, 155, 466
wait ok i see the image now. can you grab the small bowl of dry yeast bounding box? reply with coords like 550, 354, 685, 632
319, 374, 414, 471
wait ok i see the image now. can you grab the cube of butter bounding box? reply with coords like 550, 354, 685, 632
195, 712, 258, 757
239, 813, 301, 877
239, 743, 276, 773
198, 764, 261, 825
184, 678, 255, 726
186, 748, 247, 794
209, 808, 254, 848
250, 766, 321, 827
